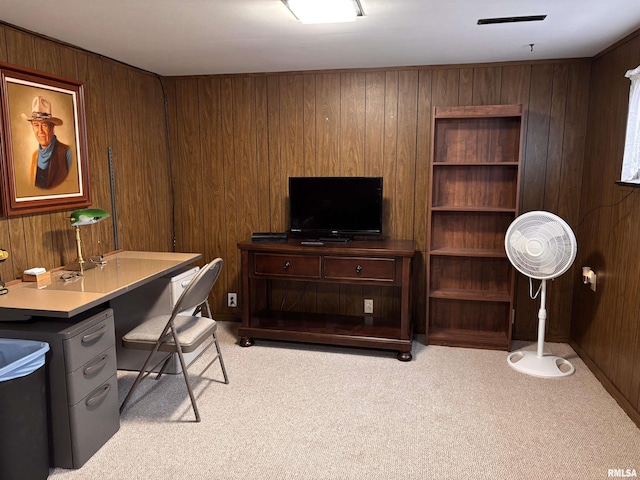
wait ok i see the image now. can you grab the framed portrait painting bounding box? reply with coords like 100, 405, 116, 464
0, 62, 91, 216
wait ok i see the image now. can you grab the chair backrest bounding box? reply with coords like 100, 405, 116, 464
172, 258, 223, 317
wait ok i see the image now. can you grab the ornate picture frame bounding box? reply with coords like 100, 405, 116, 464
0, 62, 90, 216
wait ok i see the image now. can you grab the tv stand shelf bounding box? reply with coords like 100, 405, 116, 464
238, 239, 415, 361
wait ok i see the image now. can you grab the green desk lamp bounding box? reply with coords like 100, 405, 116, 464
67, 208, 110, 272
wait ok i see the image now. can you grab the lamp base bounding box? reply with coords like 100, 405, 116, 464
64, 259, 97, 272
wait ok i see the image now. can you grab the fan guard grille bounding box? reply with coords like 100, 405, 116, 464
505, 211, 577, 280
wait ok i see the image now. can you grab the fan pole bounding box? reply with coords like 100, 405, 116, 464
537, 279, 546, 358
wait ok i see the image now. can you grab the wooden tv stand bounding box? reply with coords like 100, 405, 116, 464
237, 239, 415, 361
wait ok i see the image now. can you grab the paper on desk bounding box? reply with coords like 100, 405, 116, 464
24, 267, 46, 275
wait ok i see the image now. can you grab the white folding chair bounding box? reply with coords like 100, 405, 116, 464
119, 258, 228, 421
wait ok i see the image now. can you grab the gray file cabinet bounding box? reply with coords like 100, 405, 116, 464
0, 308, 119, 469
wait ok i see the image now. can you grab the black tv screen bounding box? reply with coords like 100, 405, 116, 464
289, 176, 383, 240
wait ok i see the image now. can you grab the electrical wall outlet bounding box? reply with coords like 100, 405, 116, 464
582, 267, 597, 292
228, 292, 237, 307
364, 299, 374, 314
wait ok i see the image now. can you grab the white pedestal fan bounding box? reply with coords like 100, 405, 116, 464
505, 211, 577, 378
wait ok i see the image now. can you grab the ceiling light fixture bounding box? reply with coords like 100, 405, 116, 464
282, 0, 364, 24
477, 15, 547, 25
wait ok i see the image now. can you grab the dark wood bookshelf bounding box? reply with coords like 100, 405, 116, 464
426, 104, 523, 350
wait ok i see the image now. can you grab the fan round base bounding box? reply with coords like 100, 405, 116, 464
507, 351, 575, 378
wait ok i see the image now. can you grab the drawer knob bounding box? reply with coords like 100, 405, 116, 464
355, 265, 363, 273
284, 261, 291, 270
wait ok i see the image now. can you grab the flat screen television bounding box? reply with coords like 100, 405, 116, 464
289, 176, 383, 240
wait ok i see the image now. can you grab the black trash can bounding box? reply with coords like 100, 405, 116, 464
0, 338, 50, 480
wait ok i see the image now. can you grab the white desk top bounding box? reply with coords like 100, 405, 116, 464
0, 251, 201, 319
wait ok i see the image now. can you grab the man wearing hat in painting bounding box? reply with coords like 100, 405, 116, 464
22, 95, 71, 189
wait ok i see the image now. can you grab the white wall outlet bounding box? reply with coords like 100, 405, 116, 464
228, 292, 237, 307
582, 267, 597, 292
364, 299, 374, 314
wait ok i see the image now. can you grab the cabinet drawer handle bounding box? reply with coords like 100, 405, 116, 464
283, 261, 291, 270
355, 265, 363, 273
84, 355, 109, 376
82, 325, 107, 344
86, 383, 111, 407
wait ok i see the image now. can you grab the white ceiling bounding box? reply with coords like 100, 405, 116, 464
1, 0, 640, 76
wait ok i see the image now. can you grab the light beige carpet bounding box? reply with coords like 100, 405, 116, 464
50, 321, 639, 480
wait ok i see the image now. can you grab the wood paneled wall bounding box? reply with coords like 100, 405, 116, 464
0, 21, 596, 348
571, 31, 640, 426
0, 24, 174, 286
164, 60, 591, 337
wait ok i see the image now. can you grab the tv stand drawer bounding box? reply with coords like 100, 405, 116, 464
254, 253, 321, 278
324, 256, 395, 282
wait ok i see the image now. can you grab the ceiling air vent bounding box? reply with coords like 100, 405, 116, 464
477, 15, 547, 25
